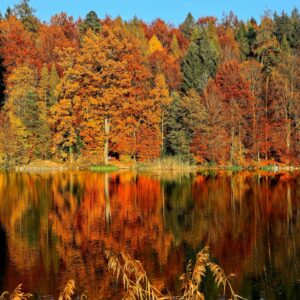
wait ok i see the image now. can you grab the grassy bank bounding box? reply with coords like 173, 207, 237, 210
89, 164, 119, 172
3, 157, 300, 173
14, 160, 68, 172
197, 161, 300, 172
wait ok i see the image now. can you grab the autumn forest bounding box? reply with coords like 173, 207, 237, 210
0, 0, 300, 168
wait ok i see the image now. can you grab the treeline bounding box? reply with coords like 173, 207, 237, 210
0, 0, 300, 167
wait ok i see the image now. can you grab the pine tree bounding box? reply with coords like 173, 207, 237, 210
5, 7, 13, 19
290, 8, 300, 49
246, 24, 257, 56
79, 11, 101, 34
181, 28, 219, 93
179, 13, 195, 39
12, 0, 39, 32
281, 34, 291, 54
165, 92, 191, 160
235, 22, 250, 59
273, 11, 293, 46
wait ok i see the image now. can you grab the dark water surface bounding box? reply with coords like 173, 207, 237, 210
0, 170, 300, 299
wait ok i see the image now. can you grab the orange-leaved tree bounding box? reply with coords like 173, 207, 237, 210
50, 48, 79, 162
215, 60, 253, 165
114, 22, 152, 161
55, 22, 134, 164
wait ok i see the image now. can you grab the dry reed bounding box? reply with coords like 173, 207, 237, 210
58, 280, 75, 300
106, 246, 247, 300
0, 247, 246, 300
0, 284, 32, 300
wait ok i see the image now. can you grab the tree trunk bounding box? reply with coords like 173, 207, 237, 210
286, 113, 291, 156
239, 124, 242, 163
161, 115, 164, 154
133, 128, 137, 163
104, 116, 109, 165
230, 127, 235, 165
251, 94, 258, 162
69, 146, 74, 164
285, 82, 291, 162
104, 172, 111, 226
265, 77, 269, 160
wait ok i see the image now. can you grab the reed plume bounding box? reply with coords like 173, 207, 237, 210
105, 250, 170, 300
179, 246, 210, 300
0, 284, 32, 300
207, 262, 245, 300
0, 247, 246, 300
58, 280, 75, 300
106, 246, 246, 300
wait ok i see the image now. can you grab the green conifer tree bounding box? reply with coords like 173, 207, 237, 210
235, 22, 250, 59
181, 28, 219, 93
179, 13, 195, 39
13, 0, 39, 32
79, 11, 101, 34
165, 92, 190, 159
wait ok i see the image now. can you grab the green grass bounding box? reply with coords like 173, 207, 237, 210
224, 165, 245, 172
89, 165, 119, 172
259, 165, 279, 171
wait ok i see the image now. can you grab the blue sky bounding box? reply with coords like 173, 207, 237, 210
0, 0, 299, 25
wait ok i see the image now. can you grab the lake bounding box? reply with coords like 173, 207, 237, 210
0, 170, 299, 299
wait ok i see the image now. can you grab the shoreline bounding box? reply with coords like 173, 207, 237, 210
2, 159, 300, 173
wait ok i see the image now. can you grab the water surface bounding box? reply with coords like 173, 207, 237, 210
0, 170, 300, 299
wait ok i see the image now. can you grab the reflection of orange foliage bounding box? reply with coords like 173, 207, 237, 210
1, 171, 300, 298
191, 171, 300, 291
48, 172, 174, 298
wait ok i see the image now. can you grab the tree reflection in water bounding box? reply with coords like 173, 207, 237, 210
0, 170, 299, 299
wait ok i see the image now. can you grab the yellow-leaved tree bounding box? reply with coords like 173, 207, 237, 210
2, 65, 36, 164
149, 35, 164, 54
149, 73, 171, 153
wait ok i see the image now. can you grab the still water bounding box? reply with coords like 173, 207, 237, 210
0, 170, 300, 299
